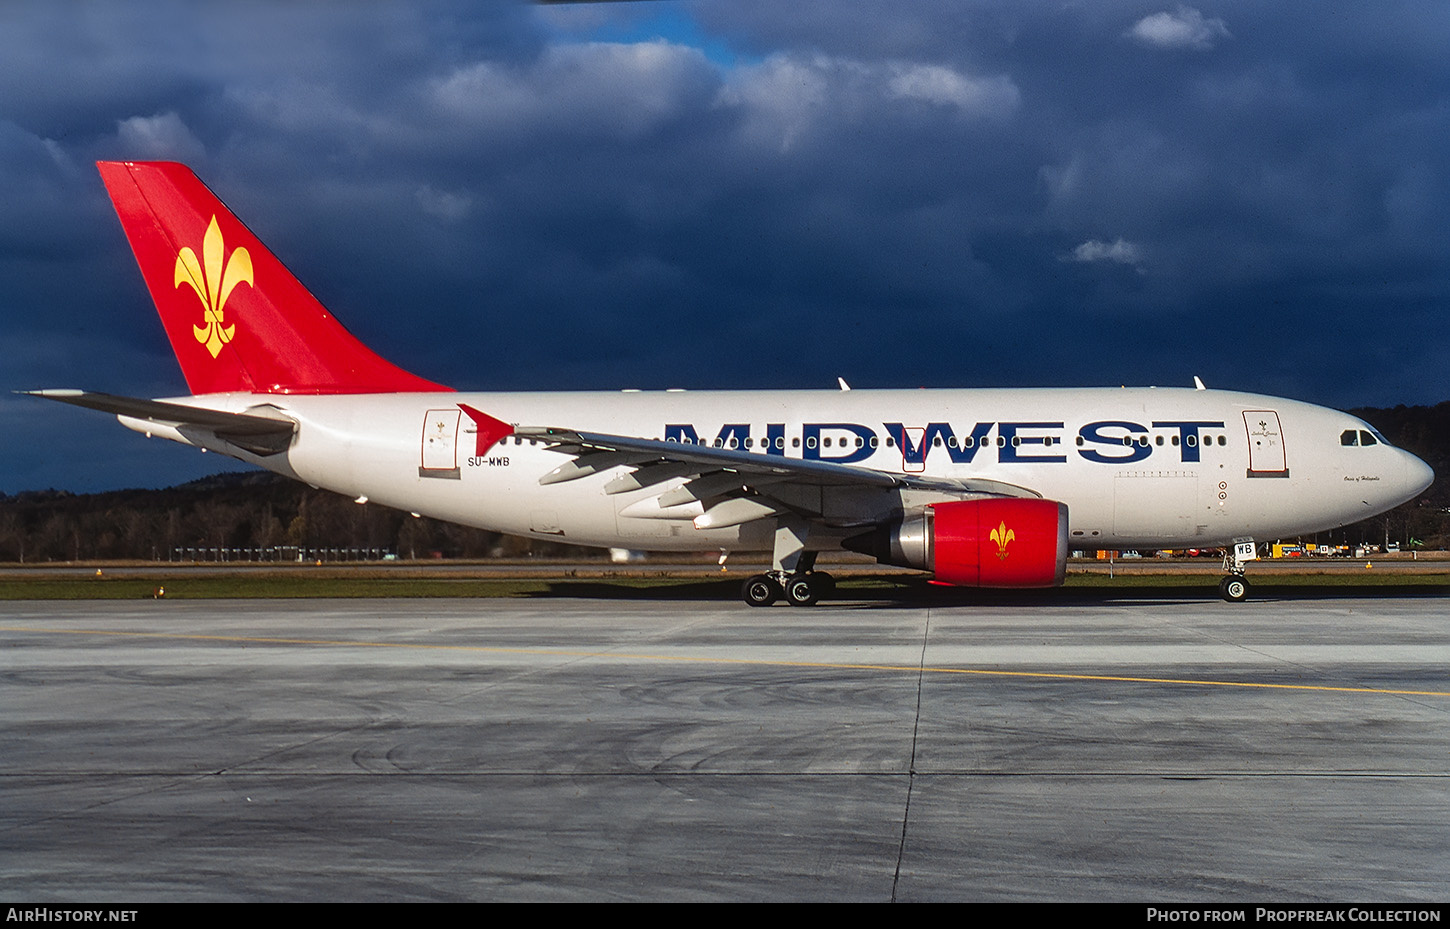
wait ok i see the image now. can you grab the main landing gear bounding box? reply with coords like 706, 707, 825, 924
740, 515, 834, 607
1218, 541, 1255, 602
741, 570, 836, 607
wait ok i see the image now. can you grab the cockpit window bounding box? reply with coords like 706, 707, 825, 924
1342, 427, 1390, 448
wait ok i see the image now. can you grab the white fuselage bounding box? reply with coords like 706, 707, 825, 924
124, 387, 1433, 553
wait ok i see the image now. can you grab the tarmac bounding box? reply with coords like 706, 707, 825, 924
2, 589, 1447, 902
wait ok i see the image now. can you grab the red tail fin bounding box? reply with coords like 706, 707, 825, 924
97, 161, 449, 395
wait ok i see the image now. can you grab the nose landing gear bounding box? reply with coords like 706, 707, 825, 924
1218, 574, 1250, 602
1219, 540, 1257, 602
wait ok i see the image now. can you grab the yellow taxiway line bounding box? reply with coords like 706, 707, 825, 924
3, 625, 1448, 698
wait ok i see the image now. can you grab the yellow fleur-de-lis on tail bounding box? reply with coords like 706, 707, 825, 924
175, 215, 252, 358
989, 520, 1015, 560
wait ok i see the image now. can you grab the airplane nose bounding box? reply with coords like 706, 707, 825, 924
1401, 449, 1434, 499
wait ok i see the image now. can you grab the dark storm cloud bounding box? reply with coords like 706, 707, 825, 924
1, 0, 1446, 491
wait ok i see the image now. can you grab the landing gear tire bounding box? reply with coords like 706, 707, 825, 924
784, 574, 820, 607
742, 574, 781, 607
1219, 575, 1250, 603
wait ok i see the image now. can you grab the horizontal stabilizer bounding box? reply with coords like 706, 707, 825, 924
22, 389, 296, 455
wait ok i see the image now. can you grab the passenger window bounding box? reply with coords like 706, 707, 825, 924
1341, 430, 1359, 447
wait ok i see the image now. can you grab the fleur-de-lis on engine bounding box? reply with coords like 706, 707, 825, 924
989, 520, 1015, 560
175, 215, 252, 358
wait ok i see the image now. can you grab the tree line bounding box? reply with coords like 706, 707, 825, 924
0, 471, 591, 563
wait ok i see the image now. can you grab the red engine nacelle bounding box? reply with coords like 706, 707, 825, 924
844, 498, 1069, 588
928, 498, 1068, 587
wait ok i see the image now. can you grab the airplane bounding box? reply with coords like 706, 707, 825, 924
25, 161, 1435, 605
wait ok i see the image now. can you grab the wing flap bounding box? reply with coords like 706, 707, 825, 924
502, 423, 1046, 531
694, 496, 785, 530
514, 425, 1042, 498
603, 461, 699, 495
517, 426, 903, 489
539, 450, 650, 485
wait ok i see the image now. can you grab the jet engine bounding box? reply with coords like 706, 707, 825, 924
844, 498, 1069, 588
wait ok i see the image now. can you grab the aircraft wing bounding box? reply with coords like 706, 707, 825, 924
511, 423, 1040, 530
23, 390, 296, 455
